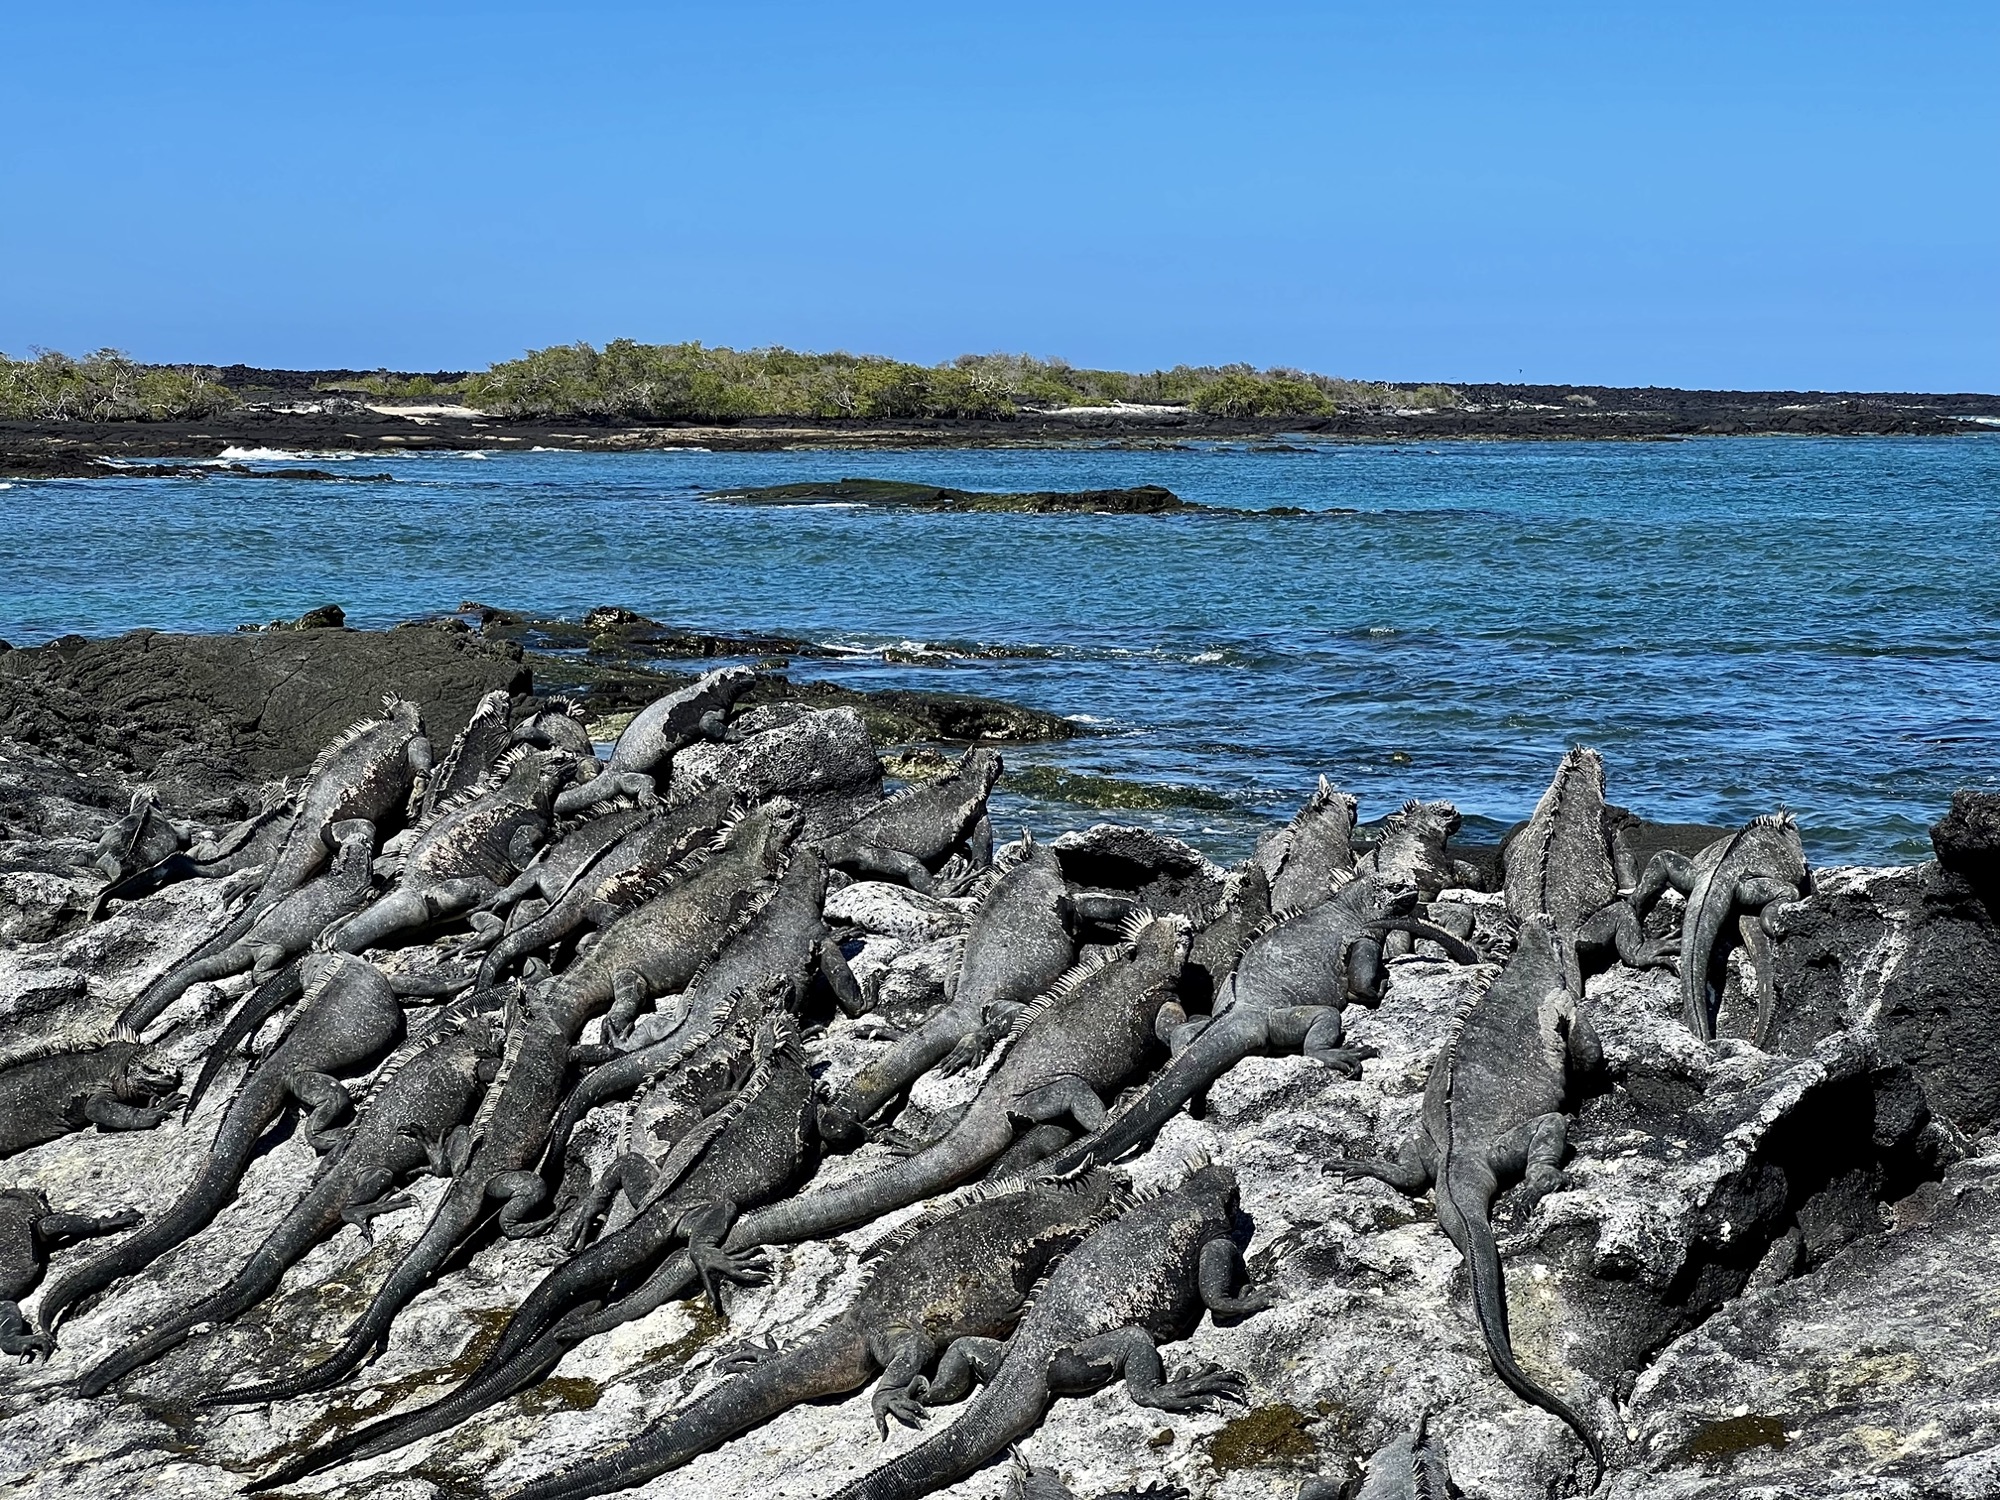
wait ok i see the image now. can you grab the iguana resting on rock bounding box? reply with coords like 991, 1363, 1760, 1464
249, 695, 430, 912
827, 1157, 1270, 1500
253, 1004, 820, 1489
1364, 798, 1483, 899
500, 1165, 1131, 1500
1, 1191, 142, 1360
120, 817, 377, 1033
0, 1027, 182, 1161
1332, 918, 1605, 1482
472, 783, 737, 986
418, 689, 515, 820
1502, 747, 1677, 978
79, 789, 194, 921
1252, 775, 1358, 914
1009, 1457, 1188, 1500
730, 909, 1190, 1253
553, 665, 756, 817
74, 1001, 508, 1395
1629, 812, 1811, 1043
37, 951, 409, 1341
817, 833, 1076, 1149
1041, 871, 1478, 1175
818, 746, 1003, 892
1177, 861, 1273, 1012
88, 783, 298, 916
324, 747, 574, 954
209, 801, 801, 1407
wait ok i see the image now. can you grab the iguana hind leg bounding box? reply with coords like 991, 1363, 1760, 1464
489, 1170, 553, 1239
840, 844, 935, 893
1051, 1327, 1249, 1412
1015, 1076, 1107, 1133
1198, 1237, 1277, 1316
1, 1302, 49, 1360
922, 1335, 1006, 1409
287, 1072, 355, 1153
1628, 850, 1695, 916
867, 1326, 940, 1436
1488, 1111, 1571, 1210
1332, 1134, 1434, 1195
1740, 911, 1778, 1048
684, 1201, 769, 1313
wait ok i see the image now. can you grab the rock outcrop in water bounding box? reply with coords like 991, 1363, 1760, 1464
1, 635, 1996, 1500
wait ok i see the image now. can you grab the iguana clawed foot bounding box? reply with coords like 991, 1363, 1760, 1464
715, 1333, 781, 1375
873, 1375, 932, 1436
1306, 1044, 1378, 1077
691, 1244, 771, 1312
848, 1018, 905, 1043
1153, 1361, 1250, 1412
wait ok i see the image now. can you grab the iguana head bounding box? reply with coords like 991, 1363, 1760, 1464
382, 694, 426, 733
1177, 1155, 1242, 1216
1747, 812, 1811, 890
959, 746, 1005, 795
1121, 908, 1191, 974
697, 664, 759, 710
723, 796, 804, 873
115, 1040, 182, 1102
326, 818, 376, 874
1391, 797, 1462, 843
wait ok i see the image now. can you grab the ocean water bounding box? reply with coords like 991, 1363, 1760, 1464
2, 437, 1996, 864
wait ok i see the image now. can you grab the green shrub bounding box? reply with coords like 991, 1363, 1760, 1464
0, 348, 238, 420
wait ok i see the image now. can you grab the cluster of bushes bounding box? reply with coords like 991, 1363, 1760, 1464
0, 349, 238, 420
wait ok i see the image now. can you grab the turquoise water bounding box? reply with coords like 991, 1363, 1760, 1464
2, 437, 1996, 862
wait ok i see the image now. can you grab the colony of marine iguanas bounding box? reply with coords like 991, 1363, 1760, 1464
0, 664, 1865, 1499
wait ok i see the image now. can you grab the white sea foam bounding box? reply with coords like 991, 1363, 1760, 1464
457, 451, 490, 460
1190, 651, 1225, 663
220, 446, 366, 462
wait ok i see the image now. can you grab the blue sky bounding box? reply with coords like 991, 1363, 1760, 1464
3, 2, 1994, 388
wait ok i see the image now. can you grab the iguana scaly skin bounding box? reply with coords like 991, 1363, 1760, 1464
1009, 1458, 1187, 1500
207, 801, 801, 1407
1333, 918, 1605, 1481
1502, 748, 1677, 981
553, 665, 756, 817
1, 1191, 141, 1359
418, 689, 515, 820
326, 748, 573, 954
121, 818, 377, 1033
1353, 1413, 1456, 1500
1630, 812, 1811, 1043
818, 834, 1074, 1149
828, 1159, 1269, 1500
1042, 871, 1477, 1175
80, 789, 193, 921
474, 783, 736, 986
1366, 799, 1481, 898
512, 697, 595, 760
75, 1004, 507, 1395
37, 952, 407, 1339
730, 910, 1189, 1253
818, 746, 1004, 893
253, 1005, 818, 1489
1252, 775, 1358, 915
0, 1031, 182, 1161
500, 1166, 1130, 1500
90, 784, 297, 915
1178, 861, 1273, 1013
251, 695, 430, 911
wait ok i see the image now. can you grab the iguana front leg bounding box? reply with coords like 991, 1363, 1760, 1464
1628, 850, 1696, 916
866, 1323, 940, 1436
1488, 1111, 1572, 1210
683, 1200, 769, 1313
1048, 1327, 1249, 1412
1740, 912, 1779, 1047
842, 843, 935, 893
604, 968, 652, 1047
567, 1155, 660, 1248
1015, 1076, 1107, 1133
965, 812, 994, 869
817, 935, 869, 1018
288, 1072, 355, 1153
921, 1335, 1006, 1409
1, 1302, 49, 1360
1331, 1133, 1435, 1195
341, 1168, 415, 1243
35, 1209, 142, 1245
1578, 900, 1679, 972
986, 1122, 1075, 1178
1198, 1236, 1277, 1316
84, 1089, 181, 1131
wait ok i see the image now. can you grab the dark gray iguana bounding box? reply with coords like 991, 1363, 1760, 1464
121, 817, 377, 1033
1251, 775, 1357, 915
207, 800, 802, 1407
1365, 799, 1483, 899
817, 832, 1076, 1149
1501, 747, 1678, 979
1039, 870, 1478, 1175
1009, 1457, 1189, 1500
0, 1027, 182, 1161
87, 783, 298, 917
825, 1157, 1270, 1500
417, 689, 516, 821
728, 909, 1191, 1253
472, 783, 737, 987
1332, 918, 1606, 1482
552, 665, 757, 817
74, 1001, 508, 1395
497, 1165, 1132, 1500
1, 1190, 142, 1359
1628, 812, 1811, 1043
79, 789, 194, 921
818, 745, 1004, 892
36, 951, 409, 1340
324, 747, 574, 954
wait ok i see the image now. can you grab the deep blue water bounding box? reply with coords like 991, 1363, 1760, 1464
2, 436, 1996, 863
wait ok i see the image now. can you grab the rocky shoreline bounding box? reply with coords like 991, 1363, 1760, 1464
1, 623, 1997, 1500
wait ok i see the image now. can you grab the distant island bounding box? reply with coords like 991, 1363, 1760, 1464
3, 341, 1996, 477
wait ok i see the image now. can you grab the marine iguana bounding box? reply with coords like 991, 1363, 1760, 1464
1629, 812, 1811, 1043
1, 1191, 141, 1360
818, 746, 1004, 892
79, 789, 194, 921
1331, 918, 1606, 1481
1008, 1457, 1188, 1500
417, 689, 516, 820
472, 782, 737, 986
553, 665, 756, 817
1039, 871, 1478, 1175
729, 909, 1190, 1253
0, 1027, 182, 1161
1501, 747, 1676, 979
207, 800, 801, 1406
827, 1157, 1269, 1500
120, 817, 377, 1033
1178, 861, 1272, 1012
498, 1166, 1131, 1500
248, 695, 430, 911
74, 1002, 508, 1395
252, 1005, 820, 1488
1364, 799, 1482, 899
512, 696, 596, 760
37, 951, 409, 1340
1351, 1414, 1457, 1500
817, 833, 1075, 1149
1252, 775, 1357, 914
90, 783, 297, 915
324, 747, 574, 954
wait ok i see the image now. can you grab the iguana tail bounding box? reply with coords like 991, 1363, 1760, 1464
818, 1001, 981, 1145
1462, 1207, 1604, 1483
119, 905, 262, 1032
183, 962, 307, 1119
1038, 1008, 1261, 1175
77, 1159, 356, 1395
506, 1323, 875, 1500
829, 1337, 1054, 1500
726, 1103, 1015, 1251
482, 1199, 682, 1374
